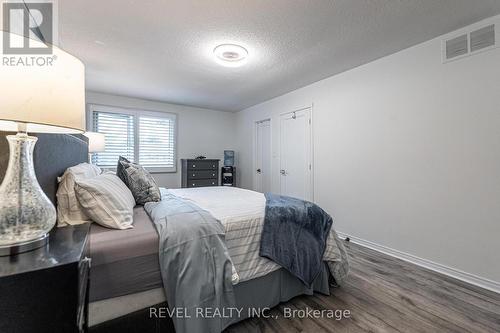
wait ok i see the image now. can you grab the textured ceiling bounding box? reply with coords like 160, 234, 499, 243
58, 0, 500, 112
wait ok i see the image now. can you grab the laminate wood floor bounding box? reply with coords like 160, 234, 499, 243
225, 241, 500, 333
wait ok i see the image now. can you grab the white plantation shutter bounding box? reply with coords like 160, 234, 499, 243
138, 116, 175, 168
90, 105, 177, 172
92, 111, 135, 167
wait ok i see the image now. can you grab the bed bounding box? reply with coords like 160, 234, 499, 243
1, 132, 349, 333
88, 187, 347, 330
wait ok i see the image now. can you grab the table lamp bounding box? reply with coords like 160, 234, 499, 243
0, 31, 85, 255
84, 132, 106, 162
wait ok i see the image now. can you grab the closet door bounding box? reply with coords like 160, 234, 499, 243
255, 119, 271, 193
279, 108, 312, 201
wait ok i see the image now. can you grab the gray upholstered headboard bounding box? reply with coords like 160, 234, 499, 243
0, 132, 89, 205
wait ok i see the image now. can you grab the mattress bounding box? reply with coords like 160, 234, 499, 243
89, 207, 162, 301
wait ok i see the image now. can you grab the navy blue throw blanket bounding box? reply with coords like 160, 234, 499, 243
259, 193, 333, 288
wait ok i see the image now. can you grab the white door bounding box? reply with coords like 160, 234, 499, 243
255, 119, 271, 193
280, 108, 312, 201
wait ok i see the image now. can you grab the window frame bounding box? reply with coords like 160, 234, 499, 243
87, 104, 178, 173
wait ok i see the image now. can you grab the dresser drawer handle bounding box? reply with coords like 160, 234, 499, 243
192, 174, 195, 177
192, 164, 196, 168
82, 256, 92, 268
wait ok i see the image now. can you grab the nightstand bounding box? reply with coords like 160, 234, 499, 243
0, 223, 91, 333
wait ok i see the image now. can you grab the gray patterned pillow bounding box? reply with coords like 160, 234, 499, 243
116, 156, 131, 184
116, 156, 161, 205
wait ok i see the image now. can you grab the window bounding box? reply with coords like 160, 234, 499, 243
89, 105, 177, 172
92, 111, 135, 167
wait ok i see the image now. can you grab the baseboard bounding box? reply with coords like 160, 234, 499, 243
337, 232, 500, 294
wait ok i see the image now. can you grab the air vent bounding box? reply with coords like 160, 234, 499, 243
446, 34, 468, 59
470, 24, 495, 52
442, 22, 497, 63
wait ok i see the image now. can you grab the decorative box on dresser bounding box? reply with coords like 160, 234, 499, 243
0, 223, 91, 333
181, 159, 219, 188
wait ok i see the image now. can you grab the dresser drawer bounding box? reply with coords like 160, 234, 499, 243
188, 170, 218, 179
188, 179, 218, 187
187, 160, 218, 170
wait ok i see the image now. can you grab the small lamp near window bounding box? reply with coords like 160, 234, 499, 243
0, 31, 85, 255
84, 132, 106, 163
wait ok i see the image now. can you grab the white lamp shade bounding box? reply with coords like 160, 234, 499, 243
84, 132, 106, 153
0, 31, 85, 133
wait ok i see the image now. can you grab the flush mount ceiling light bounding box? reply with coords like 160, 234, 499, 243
213, 44, 248, 67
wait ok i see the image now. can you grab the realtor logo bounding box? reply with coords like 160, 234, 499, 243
2, 1, 53, 54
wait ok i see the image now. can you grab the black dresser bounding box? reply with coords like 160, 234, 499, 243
0, 223, 91, 333
181, 159, 219, 188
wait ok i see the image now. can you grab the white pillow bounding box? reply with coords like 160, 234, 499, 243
74, 173, 135, 230
56, 163, 102, 227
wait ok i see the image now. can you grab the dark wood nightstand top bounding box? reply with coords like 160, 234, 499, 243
0, 223, 90, 278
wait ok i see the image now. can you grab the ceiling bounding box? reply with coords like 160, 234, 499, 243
58, 0, 500, 112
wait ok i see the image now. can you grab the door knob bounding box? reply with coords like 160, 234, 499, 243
280, 169, 286, 175
256, 169, 261, 173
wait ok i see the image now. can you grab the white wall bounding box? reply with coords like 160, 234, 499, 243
236, 16, 500, 284
86, 92, 236, 188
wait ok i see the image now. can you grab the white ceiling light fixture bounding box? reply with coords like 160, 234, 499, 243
213, 44, 249, 67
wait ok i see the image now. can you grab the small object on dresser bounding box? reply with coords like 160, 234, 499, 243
195, 155, 206, 160
224, 150, 235, 166
181, 159, 219, 188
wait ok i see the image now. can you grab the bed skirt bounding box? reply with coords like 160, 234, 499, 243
90, 264, 331, 333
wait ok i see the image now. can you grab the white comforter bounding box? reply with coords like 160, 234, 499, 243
168, 186, 342, 283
